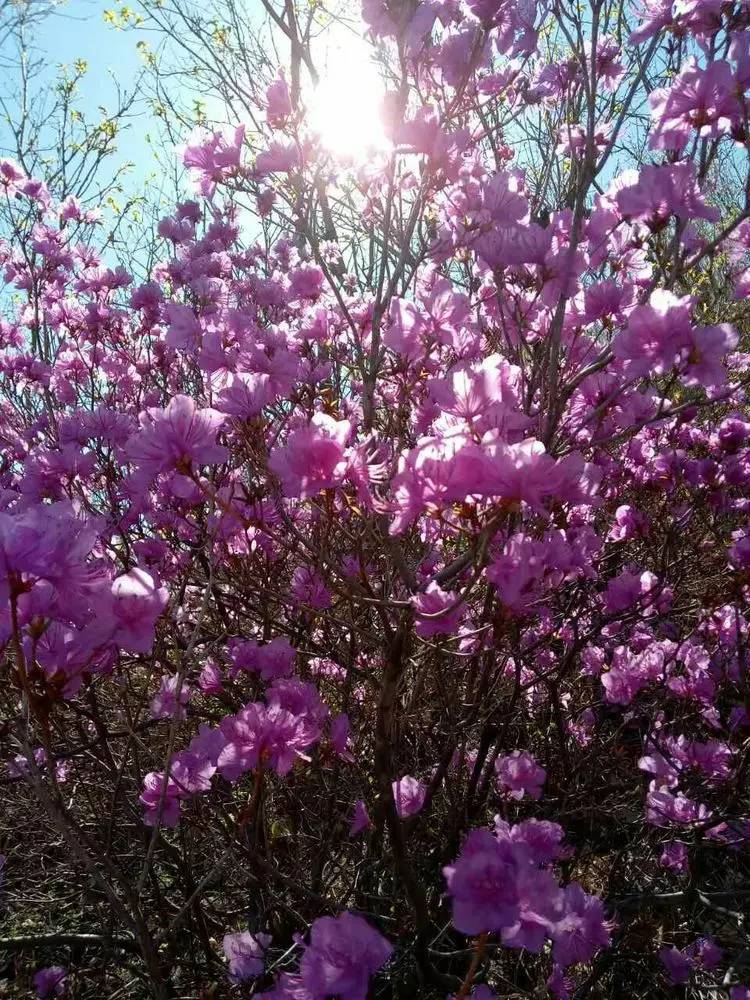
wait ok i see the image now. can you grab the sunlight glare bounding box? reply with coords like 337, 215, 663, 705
305, 30, 390, 161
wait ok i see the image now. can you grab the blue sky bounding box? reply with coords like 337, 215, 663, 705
35, 2, 143, 90
1, 1, 164, 198
44, 1, 152, 184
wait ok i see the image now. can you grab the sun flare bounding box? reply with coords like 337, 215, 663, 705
305, 32, 390, 160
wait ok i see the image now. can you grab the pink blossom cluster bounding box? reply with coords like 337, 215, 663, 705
2, 0, 750, 995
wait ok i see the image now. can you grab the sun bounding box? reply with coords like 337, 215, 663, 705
305, 28, 390, 161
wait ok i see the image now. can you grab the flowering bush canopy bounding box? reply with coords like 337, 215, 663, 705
1, 0, 750, 996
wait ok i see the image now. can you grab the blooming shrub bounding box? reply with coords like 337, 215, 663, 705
1, 0, 750, 997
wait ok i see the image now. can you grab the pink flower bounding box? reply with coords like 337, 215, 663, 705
289, 264, 324, 301
383, 297, 428, 360
151, 673, 191, 720
255, 140, 299, 175
0, 158, 26, 189
139, 771, 181, 828
389, 433, 496, 533
615, 163, 719, 228
229, 636, 296, 681
649, 59, 741, 152
349, 799, 372, 837
496, 750, 546, 800
684, 323, 738, 387
483, 437, 561, 510
646, 784, 712, 827
266, 72, 292, 126
109, 568, 169, 654
198, 660, 224, 694
223, 931, 271, 982
217, 702, 319, 780
181, 124, 245, 196
216, 372, 273, 419
299, 912, 392, 1000
412, 582, 466, 638
163, 303, 201, 351
126, 394, 227, 481
392, 775, 426, 818
614, 290, 694, 377
269, 413, 351, 499
290, 565, 332, 610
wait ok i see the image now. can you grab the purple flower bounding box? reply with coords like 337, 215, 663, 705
151, 673, 191, 720
266, 72, 292, 126
163, 302, 201, 350
0, 502, 99, 617
330, 713, 355, 762
349, 799, 372, 837
443, 829, 522, 934
33, 967, 67, 999
615, 163, 719, 228
687, 936, 723, 971
412, 582, 466, 638
509, 819, 567, 864
267, 678, 329, 725
659, 841, 689, 872
551, 883, 611, 967
392, 775, 426, 818
649, 59, 740, 152
659, 946, 692, 985
495, 750, 546, 801
217, 702, 319, 781
223, 930, 271, 982
126, 394, 227, 482
198, 660, 224, 694
646, 785, 712, 827
229, 636, 296, 680
169, 751, 216, 796
268, 413, 351, 499
608, 505, 649, 543
139, 771, 181, 827
602, 569, 659, 614
299, 912, 392, 1000
501, 865, 564, 952
547, 965, 574, 1000
290, 565, 332, 610
109, 568, 169, 654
